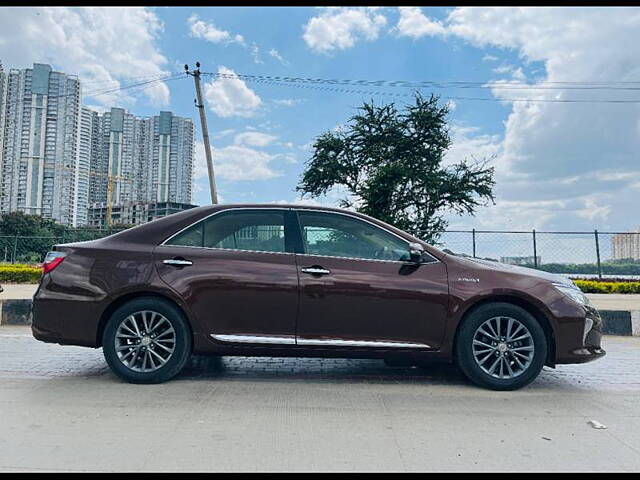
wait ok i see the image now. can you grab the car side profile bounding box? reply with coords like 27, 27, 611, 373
31, 204, 605, 390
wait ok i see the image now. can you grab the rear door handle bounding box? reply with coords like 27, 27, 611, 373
301, 266, 331, 276
163, 258, 193, 267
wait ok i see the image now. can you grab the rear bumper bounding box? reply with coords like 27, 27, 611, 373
31, 275, 102, 348
31, 318, 61, 344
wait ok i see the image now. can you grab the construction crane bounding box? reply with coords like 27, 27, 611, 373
15, 159, 134, 228
105, 173, 133, 229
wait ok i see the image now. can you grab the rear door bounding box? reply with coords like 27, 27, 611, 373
294, 210, 449, 349
154, 208, 300, 345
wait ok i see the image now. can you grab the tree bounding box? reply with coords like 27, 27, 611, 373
297, 93, 496, 243
0, 211, 66, 237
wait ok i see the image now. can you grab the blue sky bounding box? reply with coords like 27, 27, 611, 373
2, 6, 640, 248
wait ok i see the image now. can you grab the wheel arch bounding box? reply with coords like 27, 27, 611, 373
96, 291, 193, 348
452, 295, 556, 367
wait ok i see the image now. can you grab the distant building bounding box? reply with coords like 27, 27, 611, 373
0, 62, 196, 227
87, 201, 196, 228
0, 63, 84, 225
87, 108, 195, 210
611, 228, 640, 260
500, 256, 541, 266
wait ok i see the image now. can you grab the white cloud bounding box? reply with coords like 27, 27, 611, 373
303, 7, 388, 53
0, 7, 170, 106
268, 48, 288, 65
194, 142, 281, 182
250, 43, 263, 64
273, 98, 302, 107
393, 7, 640, 230
234, 131, 277, 147
187, 14, 244, 45
396, 6, 446, 38
444, 125, 502, 168
203, 66, 262, 118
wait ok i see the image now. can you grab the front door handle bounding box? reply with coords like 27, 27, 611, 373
163, 258, 193, 267
301, 266, 331, 276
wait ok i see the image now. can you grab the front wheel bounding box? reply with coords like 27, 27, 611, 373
102, 297, 192, 384
455, 302, 547, 391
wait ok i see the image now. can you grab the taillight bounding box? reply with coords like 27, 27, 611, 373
42, 251, 66, 274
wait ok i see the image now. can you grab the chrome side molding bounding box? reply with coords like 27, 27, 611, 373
211, 333, 431, 349
296, 338, 432, 349
210, 334, 295, 345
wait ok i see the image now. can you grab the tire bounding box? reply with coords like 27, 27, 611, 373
455, 302, 547, 391
102, 297, 192, 384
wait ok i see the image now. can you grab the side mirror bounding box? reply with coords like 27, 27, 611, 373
408, 242, 425, 263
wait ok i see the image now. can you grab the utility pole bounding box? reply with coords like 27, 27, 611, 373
185, 62, 218, 204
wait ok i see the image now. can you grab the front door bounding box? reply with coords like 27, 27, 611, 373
294, 210, 449, 350
155, 208, 299, 345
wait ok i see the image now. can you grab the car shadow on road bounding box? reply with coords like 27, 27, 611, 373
177, 355, 474, 387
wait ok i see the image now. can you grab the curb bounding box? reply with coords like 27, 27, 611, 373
1, 299, 639, 336
0, 299, 33, 326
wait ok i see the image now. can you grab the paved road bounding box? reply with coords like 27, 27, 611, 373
2, 284, 640, 311
0, 327, 639, 472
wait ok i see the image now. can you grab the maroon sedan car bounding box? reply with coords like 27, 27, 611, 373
31, 204, 604, 390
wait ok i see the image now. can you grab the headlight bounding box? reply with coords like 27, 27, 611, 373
552, 282, 591, 307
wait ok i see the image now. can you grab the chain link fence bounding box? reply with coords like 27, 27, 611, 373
438, 230, 640, 278
2, 228, 640, 278
0, 229, 123, 264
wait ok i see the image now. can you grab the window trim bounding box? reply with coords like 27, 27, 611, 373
160, 207, 292, 255
160, 206, 440, 265
293, 208, 439, 265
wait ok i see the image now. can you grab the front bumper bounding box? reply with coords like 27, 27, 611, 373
555, 306, 606, 364
561, 345, 606, 364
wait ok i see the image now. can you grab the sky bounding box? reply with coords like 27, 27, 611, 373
2, 6, 640, 244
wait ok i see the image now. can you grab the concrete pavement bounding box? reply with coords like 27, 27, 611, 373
0, 326, 639, 472
0, 284, 37, 300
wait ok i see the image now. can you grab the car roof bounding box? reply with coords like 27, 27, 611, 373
93, 202, 426, 250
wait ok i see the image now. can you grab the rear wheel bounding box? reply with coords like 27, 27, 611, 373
102, 297, 192, 384
455, 302, 547, 391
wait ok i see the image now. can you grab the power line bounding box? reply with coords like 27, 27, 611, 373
10, 73, 186, 101
203, 72, 640, 104
205, 72, 640, 90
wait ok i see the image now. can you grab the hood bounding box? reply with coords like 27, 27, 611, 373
447, 255, 576, 288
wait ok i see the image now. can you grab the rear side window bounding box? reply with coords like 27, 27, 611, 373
167, 222, 203, 247
166, 210, 286, 253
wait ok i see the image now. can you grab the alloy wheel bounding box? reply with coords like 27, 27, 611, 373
471, 316, 534, 379
114, 310, 176, 373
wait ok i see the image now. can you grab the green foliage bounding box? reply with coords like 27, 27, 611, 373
523, 262, 640, 276
297, 93, 496, 243
0, 263, 42, 283
0, 212, 126, 263
0, 211, 66, 237
574, 280, 640, 294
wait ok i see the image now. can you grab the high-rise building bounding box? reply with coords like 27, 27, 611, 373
87, 108, 195, 209
77, 107, 100, 226
0, 63, 83, 225
0, 62, 196, 227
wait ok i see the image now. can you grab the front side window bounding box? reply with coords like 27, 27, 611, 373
166, 210, 286, 253
298, 211, 411, 261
